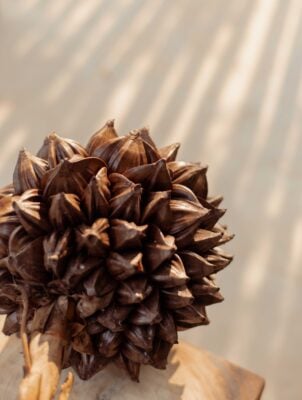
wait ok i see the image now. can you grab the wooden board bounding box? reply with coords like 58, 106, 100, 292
0, 335, 264, 399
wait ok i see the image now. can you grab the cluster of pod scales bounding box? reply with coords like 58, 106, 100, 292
0, 120, 233, 382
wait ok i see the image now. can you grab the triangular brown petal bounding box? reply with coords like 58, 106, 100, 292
71, 325, 94, 355
76, 218, 110, 257
125, 325, 155, 351
43, 229, 72, 278
179, 250, 217, 278
144, 226, 176, 271
207, 195, 224, 207
86, 120, 118, 155
13, 189, 50, 236
168, 161, 208, 199
110, 219, 147, 251
122, 341, 151, 364
76, 293, 113, 318
70, 351, 108, 381
115, 353, 141, 382
169, 199, 210, 247
124, 159, 172, 191
49, 192, 84, 229
169, 199, 209, 235
98, 330, 121, 358
213, 223, 235, 245
171, 183, 200, 204
8, 226, 47, 283
82, 167, 110, 222
158, 312, 178, 344
199, 207, 226, 230
190, 278, 224, 305
83, 268, 116, 297
37, 132, 88, 168
42, 156, 105, 197
162, 285, 193, 309
152, 254, 189, 288
86, 315, 106, 335
141, 191, 172, 231
151, 340, 173, 369
205, 247, 233, 271
174, 303, 209, 329
158, 142, 180, 162
137, 127, 157, 149
117, 277, 152, 305
13, 149, 49, 194
129, 290, 161, 325
191, 228, 223, 253
106, 251, 144, 280
62, 256, 100, 288
109, 174, 141, 223
97, 303, 132, 332
92, 132, 160, 173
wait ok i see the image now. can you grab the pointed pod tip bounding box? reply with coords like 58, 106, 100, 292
129, 130, 139, 138
106, 119, 115, 127
140, 126, 150, 133
133, 183, 142, 193
49, 131, 58, 140
19, 147, 29, 157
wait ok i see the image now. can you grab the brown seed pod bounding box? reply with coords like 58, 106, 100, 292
0, 121, 233, 384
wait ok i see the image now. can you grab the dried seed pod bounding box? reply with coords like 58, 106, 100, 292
37, 132, 88, 168
144, 226, 176, 271
13, 189, 50, 236
168, 161, 208, 199
110, 219, 147, 250
98, 330, 121, 358
117, 277, 152, 305
106, 251, 144, 280
76, 293, 113, 318
91, 131, 160, 173
43, 157, 105, 197
124, 159, 172, 191
13, 149, 48, 194
49, 193, 83, 229
125, 325, 155, 351
141, 190, 172, 230
43, 229, 72, 277
97, 303, 132, 332
8, 226, 47, 282
76, 218, 110, 256
130, 290, 162, 325
82, 167, 110, 221
0, 121, 233, 383
158, 142, 180, 162
152, 254, 189, 288
109, 173, 142, 223
86, 120, 118, 155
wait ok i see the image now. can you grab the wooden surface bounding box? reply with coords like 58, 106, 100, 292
0, 335, 264, 400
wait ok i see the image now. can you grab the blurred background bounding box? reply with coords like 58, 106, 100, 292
0, 0, 301, 399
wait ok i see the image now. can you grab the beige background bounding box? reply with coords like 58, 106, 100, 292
0, 1, 301, 399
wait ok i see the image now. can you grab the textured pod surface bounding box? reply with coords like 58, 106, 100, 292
0, 121, 233, 382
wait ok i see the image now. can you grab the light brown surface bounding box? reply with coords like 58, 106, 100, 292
0, 1, 301, 399
0, 335, 264, 400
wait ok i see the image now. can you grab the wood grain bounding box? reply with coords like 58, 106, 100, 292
0, 335, 264, 400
